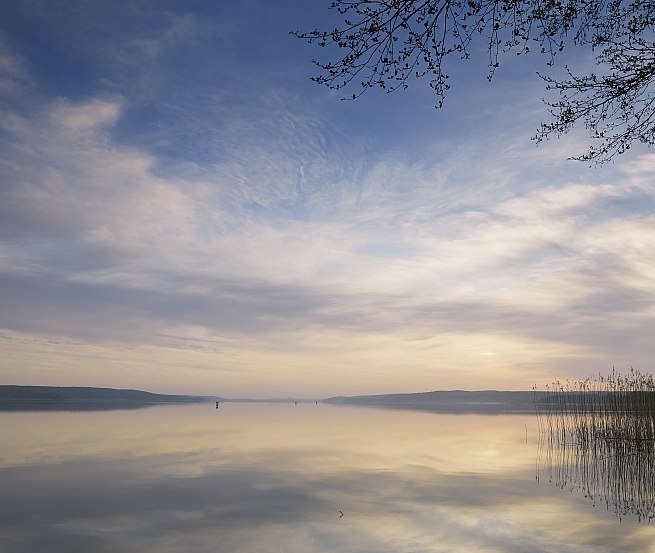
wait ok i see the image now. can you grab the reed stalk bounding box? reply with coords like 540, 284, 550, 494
536, 369, 655, 522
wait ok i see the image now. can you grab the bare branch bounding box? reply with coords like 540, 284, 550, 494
293, 0, 655, 163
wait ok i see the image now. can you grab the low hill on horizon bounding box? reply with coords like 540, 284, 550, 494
0, 385, 217, 411
324, 389, 543, 414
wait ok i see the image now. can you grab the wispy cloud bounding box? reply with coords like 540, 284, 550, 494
2, 89, 653, 394
1, 0, 654, 394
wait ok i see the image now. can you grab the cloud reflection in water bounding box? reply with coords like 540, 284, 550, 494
1, 404, 655, 552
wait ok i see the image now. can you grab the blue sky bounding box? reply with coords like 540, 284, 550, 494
1, 1, 654, 397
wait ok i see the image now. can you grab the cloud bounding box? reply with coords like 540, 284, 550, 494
0, 37, 29, 94
2, 16, 655, 394
0, 97, 197, 261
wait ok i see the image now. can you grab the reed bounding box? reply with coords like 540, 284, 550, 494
536, 369, 655, 523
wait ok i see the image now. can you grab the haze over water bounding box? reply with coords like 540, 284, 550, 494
2, 403, 654, 552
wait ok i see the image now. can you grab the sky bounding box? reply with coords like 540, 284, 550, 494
1, 0, 654, 398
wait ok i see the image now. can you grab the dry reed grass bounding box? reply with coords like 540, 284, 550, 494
535, 369, 655, 522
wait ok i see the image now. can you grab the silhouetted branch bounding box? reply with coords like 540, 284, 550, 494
294, 0, 655, 163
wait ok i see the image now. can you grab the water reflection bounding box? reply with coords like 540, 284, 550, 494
2, 404, 655, 552
537, 404, 655, 523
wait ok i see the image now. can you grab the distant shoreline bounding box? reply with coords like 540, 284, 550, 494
323, 390, 544, 414
0, 385, 544, 414
0, 385, 215, 412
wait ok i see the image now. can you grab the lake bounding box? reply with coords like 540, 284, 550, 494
1, 403, 654, 552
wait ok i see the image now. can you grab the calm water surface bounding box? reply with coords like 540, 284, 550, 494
1, 403, 654, 552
